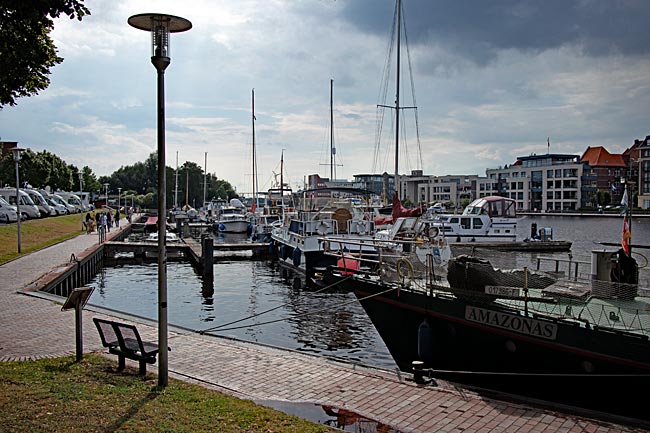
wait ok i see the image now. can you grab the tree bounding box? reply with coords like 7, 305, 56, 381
0, 0, 90, 107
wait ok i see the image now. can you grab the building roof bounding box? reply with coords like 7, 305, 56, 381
580, 146, 626, 167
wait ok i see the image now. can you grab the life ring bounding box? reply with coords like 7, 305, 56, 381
358, 220, 369, 235
428, 226, 439, 239
316, 221, 330, 235
396, 258, 414, 280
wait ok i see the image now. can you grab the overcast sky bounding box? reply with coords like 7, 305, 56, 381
2, 0, 649, 194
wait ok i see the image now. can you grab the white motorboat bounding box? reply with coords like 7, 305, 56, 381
147, 231, 181, 243
428, 196, 518, 243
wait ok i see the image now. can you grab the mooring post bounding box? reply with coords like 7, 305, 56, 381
202, 235, 213, 278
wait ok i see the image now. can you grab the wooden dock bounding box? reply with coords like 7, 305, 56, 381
449, 240, 572, 252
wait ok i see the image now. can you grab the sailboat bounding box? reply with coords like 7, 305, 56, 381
250, 92, 291, 242
270, 80, 377, 276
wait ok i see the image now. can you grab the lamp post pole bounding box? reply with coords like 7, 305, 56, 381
12, 148, 24, 253
118, 187, 122, 210
129, 13, 192, 388
79, 172, 84, 229
103, 183, 109, 209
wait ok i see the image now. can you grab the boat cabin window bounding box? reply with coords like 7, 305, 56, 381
460, 217, 471, 229
473, 218, 483, 229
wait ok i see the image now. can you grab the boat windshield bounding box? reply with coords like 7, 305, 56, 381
462, 197, 516, 218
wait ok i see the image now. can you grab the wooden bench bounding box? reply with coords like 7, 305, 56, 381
93, 317, 167, 376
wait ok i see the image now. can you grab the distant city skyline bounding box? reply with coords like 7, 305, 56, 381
1, 0, 649, 194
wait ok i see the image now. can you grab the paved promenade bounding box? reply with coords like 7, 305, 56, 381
0, 220, 647, 433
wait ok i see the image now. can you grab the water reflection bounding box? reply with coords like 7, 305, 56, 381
87, 259, 397, 370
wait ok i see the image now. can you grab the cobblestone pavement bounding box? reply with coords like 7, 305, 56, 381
0, 219, 647, 433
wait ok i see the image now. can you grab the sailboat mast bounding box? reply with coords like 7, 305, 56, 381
252, 88, 257, 211
280, 149, 284, 207
174, 151, 179, 209
330, 79, 335, 181
394, 0, 401, 195
203, 152, 207, 208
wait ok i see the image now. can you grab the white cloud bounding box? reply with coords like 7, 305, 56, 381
2, 0, 649, 194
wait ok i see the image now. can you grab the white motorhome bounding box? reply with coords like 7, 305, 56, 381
55, 191, 85, 213
0, 188, 40, 219
23, 188, 53, 217
0, 196, 19, 223
49, 193, 76, 214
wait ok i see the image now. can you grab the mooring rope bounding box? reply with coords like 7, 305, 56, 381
199, 282, 397, 334
199, 274, 355, 334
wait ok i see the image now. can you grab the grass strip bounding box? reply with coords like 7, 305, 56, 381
0, 214, 95, 264
0, 354, 335, 433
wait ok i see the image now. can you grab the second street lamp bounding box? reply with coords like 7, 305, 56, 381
12, 147, 24, 253
128, 12, 192, 388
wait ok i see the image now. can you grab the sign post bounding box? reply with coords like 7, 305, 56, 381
61, 287, 94, 361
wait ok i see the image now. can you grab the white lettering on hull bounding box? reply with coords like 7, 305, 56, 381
465, 306, 558, 340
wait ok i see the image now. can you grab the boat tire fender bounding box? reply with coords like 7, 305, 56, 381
292, 247, 301, 267
397, 258, 414, 280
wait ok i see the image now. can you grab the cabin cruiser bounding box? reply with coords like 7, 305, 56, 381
427, 196, 517, 242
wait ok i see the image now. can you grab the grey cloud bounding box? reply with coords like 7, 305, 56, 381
339, 0, 650, 65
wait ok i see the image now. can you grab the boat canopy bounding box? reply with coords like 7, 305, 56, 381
462, 196, 516, 218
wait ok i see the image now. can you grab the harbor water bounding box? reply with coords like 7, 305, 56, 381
87, 215, 650, 370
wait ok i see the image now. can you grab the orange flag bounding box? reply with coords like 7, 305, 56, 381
622, 215, 631, 256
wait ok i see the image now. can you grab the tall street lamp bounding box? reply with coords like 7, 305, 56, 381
78, 172, 84, 229
118, 187, 122, 212
103, 183, 109, 209
128, 12, 192, 387
12, 147, 24, 253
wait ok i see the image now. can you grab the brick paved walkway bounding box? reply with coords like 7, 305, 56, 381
0, 220, 647, 433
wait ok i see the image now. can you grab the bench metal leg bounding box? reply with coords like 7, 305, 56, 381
117, 354, 125, 371
138, 361, 147, 376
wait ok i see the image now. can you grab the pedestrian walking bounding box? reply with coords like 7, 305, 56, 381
106, 211, 112, 231
115, 208, 120, 228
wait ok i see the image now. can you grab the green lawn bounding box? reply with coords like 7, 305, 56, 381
0, 213, 94, 264
0, 354, 335, 433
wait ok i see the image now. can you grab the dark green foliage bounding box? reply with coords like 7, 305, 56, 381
0, 0, 90, 107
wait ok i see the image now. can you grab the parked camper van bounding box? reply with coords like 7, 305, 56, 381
45, 197, 67, 215
49, 193, 76, 214
23, 188, 53, 217
55, 191, 85, 213
0, 188, 40, 219
0, 196, 19, 223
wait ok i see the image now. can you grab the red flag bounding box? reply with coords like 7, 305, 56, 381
622, 215, 631, 256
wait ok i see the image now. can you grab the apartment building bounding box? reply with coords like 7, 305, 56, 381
638, 135, 650, 209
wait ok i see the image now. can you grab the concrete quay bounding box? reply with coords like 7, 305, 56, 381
0, 220, 647, 433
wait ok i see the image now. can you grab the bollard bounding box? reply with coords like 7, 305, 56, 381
202, 235, 213, 279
